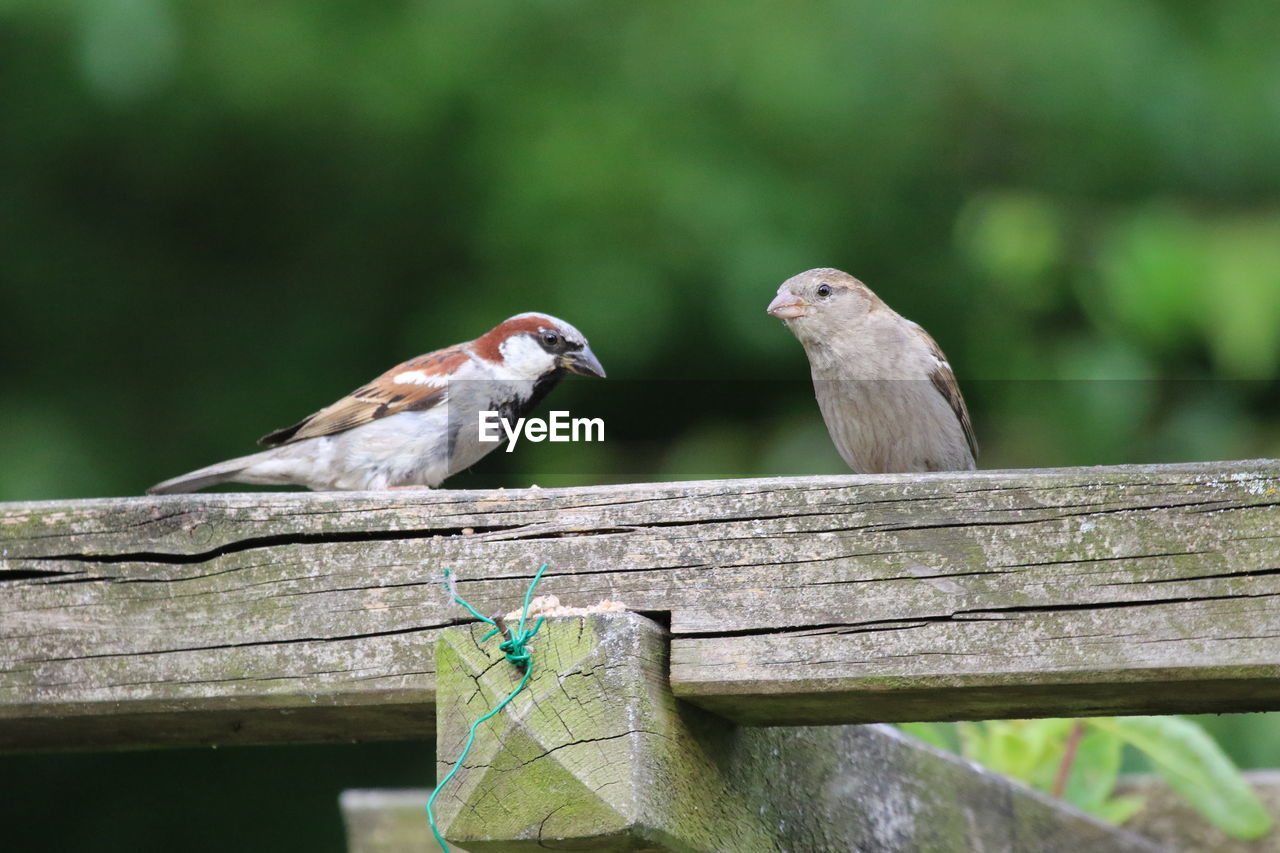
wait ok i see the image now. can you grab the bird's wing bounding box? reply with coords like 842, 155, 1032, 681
258, 346, 472, 446
914, 325, 978, 460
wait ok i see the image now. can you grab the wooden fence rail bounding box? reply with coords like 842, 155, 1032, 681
5, 459, 1279, 851
3, 459, 1278, 752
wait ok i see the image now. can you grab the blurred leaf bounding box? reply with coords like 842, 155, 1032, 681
956, 192, 1064, 310
955, 719, 1073, 783
76, 0, 180, 102
1202, 217, 1280, 378
1063, 725, 1124, 815
1097, 794, 1148, 826
1088, 205, 1207, 350
1093, 716, 1273, 840
998, 719, 1074, 783
956, 721, 987, 764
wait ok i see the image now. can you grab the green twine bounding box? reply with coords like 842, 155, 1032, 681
426, 563, 550, 853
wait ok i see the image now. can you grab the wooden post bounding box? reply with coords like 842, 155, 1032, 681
430, 613, 1167, 852
432, 613, 775, 851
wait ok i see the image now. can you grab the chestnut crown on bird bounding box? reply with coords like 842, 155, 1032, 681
148, 312, 605, 494
768, 268, 977, 474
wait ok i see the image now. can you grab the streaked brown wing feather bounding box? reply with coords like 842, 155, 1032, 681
919, 330, 978, 460
258, 346, 471, 446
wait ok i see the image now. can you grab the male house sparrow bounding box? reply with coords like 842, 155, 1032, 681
148, 313, 605, 493
768, 268, 976, 474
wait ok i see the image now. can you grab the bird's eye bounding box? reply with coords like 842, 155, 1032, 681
816, 284, 833, 299
541, 330, 562, 348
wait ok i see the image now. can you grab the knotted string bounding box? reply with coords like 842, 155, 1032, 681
426, 563, 549, 852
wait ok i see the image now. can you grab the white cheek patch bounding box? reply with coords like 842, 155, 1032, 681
498, 335, 557, 379
393, 370, 446, 386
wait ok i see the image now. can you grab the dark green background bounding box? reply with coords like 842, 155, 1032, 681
3, 1, 1278, 850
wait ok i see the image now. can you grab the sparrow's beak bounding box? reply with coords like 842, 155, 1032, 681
767, 291, 809, 319
562, 346, 607, 378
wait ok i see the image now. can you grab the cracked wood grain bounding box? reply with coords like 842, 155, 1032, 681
432, 613, 783, 850
2, 460, 1279, 750
415, 614, 1168, 853
342, 773, 1280, 853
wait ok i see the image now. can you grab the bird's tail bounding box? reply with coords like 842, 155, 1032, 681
147, 448, 283, 495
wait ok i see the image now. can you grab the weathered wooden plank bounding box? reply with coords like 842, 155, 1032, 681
429, 613, 1167, 852
341, 772, 1280, 853
3, 461, 1278, 749
672, 594, 1280, 725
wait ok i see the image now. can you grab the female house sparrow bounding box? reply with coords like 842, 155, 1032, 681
768, 268, 977, 474
148, 313, 605, 493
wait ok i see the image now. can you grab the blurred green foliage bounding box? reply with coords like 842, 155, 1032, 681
3, 0, 1280, 501
904, 717, 1273, 838
2, 1, 1278, 850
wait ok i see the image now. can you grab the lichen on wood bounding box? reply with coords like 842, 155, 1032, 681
2, 460, 1278, 750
